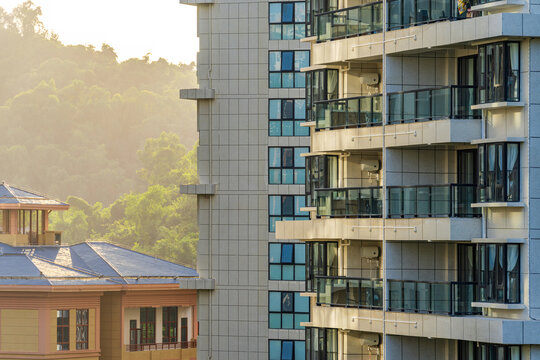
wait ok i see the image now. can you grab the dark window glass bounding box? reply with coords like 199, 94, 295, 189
140, 307, 156, 344
269, 147, 309, 184
478, 142, 520, 203
269, 243, 306, 281
477, 41, 520, 104
269, 195, 309, 232
477, 243, 520, 303
269, 291, 310, 329
458, 341, 521, 360
269, 99, 308, 137
162, 307, 178, 343
305, 328, 338, 360
269, 51, 310, 89
269, 2, 306, 40
57, 310, 70, 351
269, 340, 306, 360
306, 242, 339, 292
76, 309, 89, 350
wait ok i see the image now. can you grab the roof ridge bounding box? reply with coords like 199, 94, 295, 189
22, 253, 52, 286
2, 183, 17, 198
25, 252, 102, 277
0, 182, 67, 205
84, 242, 127, 283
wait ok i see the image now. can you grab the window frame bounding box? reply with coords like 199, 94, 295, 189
306, 69, 339, 122
56, 310, 70, 351
477, 142, 520, 203
458, 340, 521, 359
269, 98, 309, 137
268, 195, 310, 232
162, 306, 178, 344
477, 41, 520, 104
305, 241, 339, 292
268, 291, 310, 329
305, 327, 338, 360
269, 339, 306, 360
477, 243, 520, 304
140, 307, 156, 345
269, 2, 306, 40
75, 309, 89, 350
268, 147, 309, 185
269, 242, 306, 281
269, 50, 310, 89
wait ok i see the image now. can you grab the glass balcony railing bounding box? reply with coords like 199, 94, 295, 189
388, 86, 481, 124
388, 280, 481, 315
387, 184, 481, 218
316, 276, 383, 309
315, 94, 383, 130
316, 187, 383, 218
317, 3, 383, 41
316, 184, 480, 218
316, 0, 468, 42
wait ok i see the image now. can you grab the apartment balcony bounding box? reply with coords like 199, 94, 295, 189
311, 86, 481, 152
310, 12, 539, 64
275, 185, 481, 241
314, 276, 480, 316
308, 300, 536, 344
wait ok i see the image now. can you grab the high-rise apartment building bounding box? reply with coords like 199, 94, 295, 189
182, 0, 540, 358
180, 0, 310, 359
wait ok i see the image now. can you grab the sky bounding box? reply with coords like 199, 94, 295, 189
1, 0, 199, 64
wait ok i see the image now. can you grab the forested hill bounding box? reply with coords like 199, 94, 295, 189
0, 2, 198, 204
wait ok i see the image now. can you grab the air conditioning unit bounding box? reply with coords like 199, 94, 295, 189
358, 73, 379, 85
359, 160, 380, 173
360, 246, 379, 259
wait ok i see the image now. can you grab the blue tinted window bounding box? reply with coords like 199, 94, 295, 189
270, 99, 281, 119
269, 243, 281, 263
269, 169, 281, 184
295, 2, 305, 22
270, 265, 282, 280
281, 244, 293, 263
282, 121, 294, 136
282, 292, 294, 312
282, 265, 294, 280
295, 196, 307, 215
294, 169, 305, 185
269, 51, 310, 88
294, 293, 309, 312
269, 196, 281, 216
283, 100, 294, 119
282, 3, 294, 22
268, 2, 306, 40
294, 314, 309, 329
269, 340, 281, 359
269, 3, 282, 23
269, 52, 281, 71
282, 196, 294, 216
294, 244, 305, 263
270, 73, 281, 88
294, 99, 306, 119
269, 196, 310, 232
282, 341, 294, 360
282, 51, 293, 71
295, 121, 309, 136
294, 265, 306, 280
269, 147, 281, 168
294, 148, 307, 168
269, 313, 281, 328
294, 51, 309, 71
282, 314, 294, 329
270, 122, 282, 136
295, 342, 306, 360
269, 292, 281, 312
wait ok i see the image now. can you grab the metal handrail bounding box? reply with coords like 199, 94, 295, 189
126, 340, 197, 352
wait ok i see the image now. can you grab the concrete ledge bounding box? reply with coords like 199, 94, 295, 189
472, 302, 526, 310
179, 88, 215, 100
471, 0, 524, 12
300, 292, 317, 298
471, 101, 524, 110
301, 35, 318, 43
179, 0, 214, 5
471, 137, 525, 144
300, 121, 316, 127
300, 207, 317, 212
180, 184, 217, 195
472, 237, 526, 243
471, 202, 525, 208
178, 278, 215, 290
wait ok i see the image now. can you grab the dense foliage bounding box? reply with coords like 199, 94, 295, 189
1, 2, 199, 266
0, 1, 198, 204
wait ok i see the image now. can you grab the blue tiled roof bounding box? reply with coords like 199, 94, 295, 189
0, 182, 68, 207
0, 241, 198, 286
